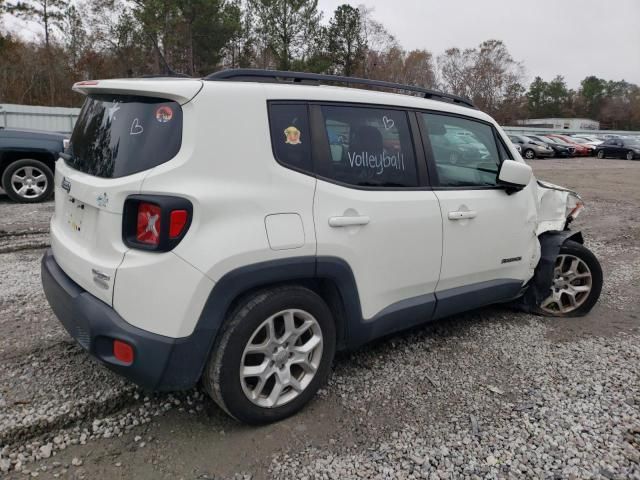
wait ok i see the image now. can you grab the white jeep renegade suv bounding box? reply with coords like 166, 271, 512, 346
42, 70, 602, 424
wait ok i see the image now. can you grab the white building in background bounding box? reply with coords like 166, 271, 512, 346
517, 118, 600, 130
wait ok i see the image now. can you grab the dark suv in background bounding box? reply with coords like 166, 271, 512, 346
0, 127, 67, 203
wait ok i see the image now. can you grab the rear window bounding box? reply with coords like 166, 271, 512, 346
67, 94, 183, 178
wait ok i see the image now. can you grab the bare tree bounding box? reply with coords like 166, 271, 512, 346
438, 40, 524, 115
402, 49, 436, 88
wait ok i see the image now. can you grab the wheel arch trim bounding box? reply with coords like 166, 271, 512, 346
514, 229, 583, 312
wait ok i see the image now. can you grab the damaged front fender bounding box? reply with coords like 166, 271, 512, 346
515, 180, 587, 312
535, 180, 584, 235
515, 229, 584, 313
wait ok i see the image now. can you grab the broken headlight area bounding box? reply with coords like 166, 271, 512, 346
536, 180, 584, 233
565, 192, 584, 225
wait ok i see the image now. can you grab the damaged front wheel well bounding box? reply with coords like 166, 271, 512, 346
514, 229, 584, 312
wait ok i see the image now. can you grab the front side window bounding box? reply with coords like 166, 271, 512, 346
318, 105, 418, 187
422, 113, 502, 187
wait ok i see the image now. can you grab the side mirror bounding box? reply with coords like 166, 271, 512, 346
498, 159, 532, 192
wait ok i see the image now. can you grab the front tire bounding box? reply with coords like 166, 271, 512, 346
202, 286, 336, 425
1, 159, 54, 203
596, 150, 605, 159
538, 240, 603, 317
524, 149, 536, 159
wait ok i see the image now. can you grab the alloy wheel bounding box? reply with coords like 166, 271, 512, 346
627, 151, 634, 161
10, 166, 48, 200
524, 149, 535, 159
540, 254, 593, 315
240, 309, 323, 408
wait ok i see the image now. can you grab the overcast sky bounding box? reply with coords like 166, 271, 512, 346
319, 0, 640, 88
2, 0, 638, 88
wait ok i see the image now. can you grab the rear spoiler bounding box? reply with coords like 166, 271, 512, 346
72, 78, 204, 105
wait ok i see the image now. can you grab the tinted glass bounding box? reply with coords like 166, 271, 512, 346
269, 103, 312, 173
67, 94, 183, 178
319, 106, 418, 187
422, 113, 501, 187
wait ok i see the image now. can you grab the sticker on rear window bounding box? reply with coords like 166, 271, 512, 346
284, 126, 301, 145
155, 106, 173, 123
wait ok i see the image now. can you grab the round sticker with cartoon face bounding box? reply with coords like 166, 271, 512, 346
284, 126, 302, 145
155, 106, 173, 123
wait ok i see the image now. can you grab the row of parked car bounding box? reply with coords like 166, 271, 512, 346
509, 133, 640, 160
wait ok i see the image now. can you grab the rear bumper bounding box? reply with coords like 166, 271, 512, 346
41, 249, 208, 391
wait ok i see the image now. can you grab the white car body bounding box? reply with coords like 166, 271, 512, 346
41, 72, 584, 395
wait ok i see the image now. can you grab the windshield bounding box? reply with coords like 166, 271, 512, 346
67, 94, 183, 178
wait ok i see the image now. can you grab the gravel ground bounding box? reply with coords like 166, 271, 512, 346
0, 157, 638, 479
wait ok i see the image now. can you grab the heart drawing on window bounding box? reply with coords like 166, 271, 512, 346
382, 116, 395, 130
130, 118, 144, 135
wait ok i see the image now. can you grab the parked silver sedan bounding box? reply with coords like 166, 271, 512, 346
508, 135, 555, 159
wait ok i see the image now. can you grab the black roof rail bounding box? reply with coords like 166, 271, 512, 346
205, 69, 476, 109
139, 73, 192, 79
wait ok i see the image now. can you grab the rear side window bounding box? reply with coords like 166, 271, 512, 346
269, 103, 312, 173
318, 105, 418, 187
422, 113, 501, 187
67, 94, 183, 178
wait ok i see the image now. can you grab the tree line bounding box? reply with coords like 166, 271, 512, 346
1, 0, 639, 129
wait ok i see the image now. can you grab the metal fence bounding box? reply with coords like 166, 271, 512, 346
0, 104, 81, 134
502, 126, 640, 137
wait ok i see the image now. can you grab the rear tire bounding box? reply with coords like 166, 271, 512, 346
1, 159, 54, 203
537, 241, 603, 317
626, 150, 635, 161
202, 286, 336, 425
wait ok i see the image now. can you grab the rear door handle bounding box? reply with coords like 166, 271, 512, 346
328, 215, 370, 227
448, 210, 477, 220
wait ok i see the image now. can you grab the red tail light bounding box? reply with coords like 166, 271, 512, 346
124, 196, 192, 251
169, 210, 188, 238
136, 203, 162, 245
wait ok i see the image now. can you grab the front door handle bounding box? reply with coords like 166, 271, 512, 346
448, 210, 477, 220
328, 215, 370, 227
